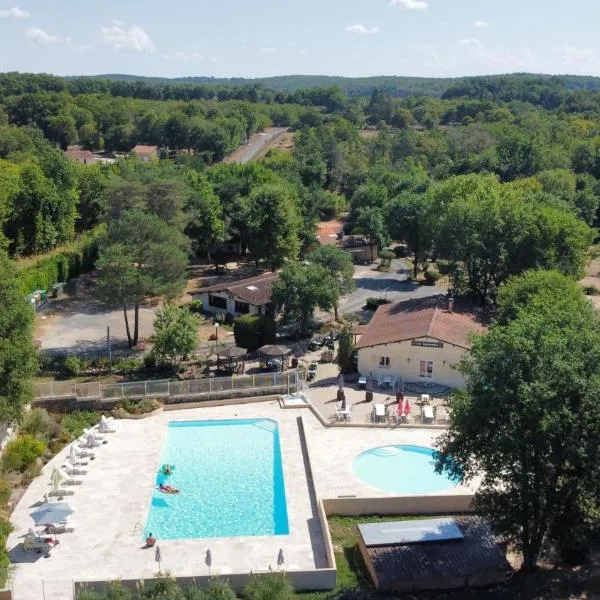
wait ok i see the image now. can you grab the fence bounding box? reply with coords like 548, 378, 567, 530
33, 371, 299, 402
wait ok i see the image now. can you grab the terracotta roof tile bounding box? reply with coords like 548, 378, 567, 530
131, 145, 158, 156
196, 272, 278, 306
356, 295, 486, 350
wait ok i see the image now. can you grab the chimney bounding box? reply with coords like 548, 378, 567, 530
448, 297, 454, 313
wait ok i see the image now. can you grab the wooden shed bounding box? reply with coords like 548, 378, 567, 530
358, 516, 512, 593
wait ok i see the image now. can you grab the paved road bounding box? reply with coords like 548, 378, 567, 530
226, 127, 289, 164
339, 259, 447, 315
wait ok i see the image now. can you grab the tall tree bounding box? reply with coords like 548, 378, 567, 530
0, 252, 37, 424
355, 206, 390, 263
436, 271, 600, 571
96, 210, 188, 347
272, 262, 339, 337
245, 183, 301, 270
308, 245, 355, 320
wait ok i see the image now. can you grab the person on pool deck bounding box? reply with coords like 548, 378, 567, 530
159, 483, 179, 494
146, 533, 156, 547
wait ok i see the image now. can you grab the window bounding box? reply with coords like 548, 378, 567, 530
234, 301, 250, 314
379, 356, 390, 368
208, 295, 227, 310
419, 360, 434, 379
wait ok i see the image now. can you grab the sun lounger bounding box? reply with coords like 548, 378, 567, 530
40, 524, 74, 534
71, 443, 95, 458
373, 403, 386, 423
48, 488, 74, 498
62, 463, 87, 476
56, 467, 83, 485
82, 428, 104, 441
421, 405, 435, 423
23, 530, 54, 554
96, 416, 116, 434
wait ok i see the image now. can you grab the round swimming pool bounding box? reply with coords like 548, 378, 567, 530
353, 445, 457, 494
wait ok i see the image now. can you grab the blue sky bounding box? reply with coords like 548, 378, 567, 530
1, 0, 600, 79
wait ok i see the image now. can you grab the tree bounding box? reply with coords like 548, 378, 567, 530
354, 207, 390, 263
436, 271, 600, 571
96, 210, 188, 347
245, 183, 301, 270
0, 252, 37, 425
337, 326, 355, 373
308, 245, 355, 320
387, 191, 433, 278
152, 304, 200, 368
272, 262, 339, 337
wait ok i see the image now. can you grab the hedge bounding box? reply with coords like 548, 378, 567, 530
233, 314, 276, 351
18, 227, 104, 295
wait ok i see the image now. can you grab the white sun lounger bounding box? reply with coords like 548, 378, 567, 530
96, 416, 116, 434
374, 403, 386, 422
62, 463, 87, 476
48, 488, 74, 497
56, 467, 83, 485
23, 530, 53, 554
71, 443, 95, 458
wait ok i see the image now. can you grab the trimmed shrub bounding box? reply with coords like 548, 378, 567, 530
2, 435, 46, 473
138, 398, 162, 414
393, 245, 408, 258
18, 227, 103, 295
424, 269, 441, 285
188, 300, 204, 314
21, 408, 60, 441
233, 314, 276, 351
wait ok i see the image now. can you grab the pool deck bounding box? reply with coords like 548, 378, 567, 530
7, 400, 471, 600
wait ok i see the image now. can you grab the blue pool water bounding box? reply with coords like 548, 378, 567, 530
353, 445, 457, 494
145, 419, 289, 539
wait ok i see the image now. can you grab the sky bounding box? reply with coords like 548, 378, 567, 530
1, 0, 600, 79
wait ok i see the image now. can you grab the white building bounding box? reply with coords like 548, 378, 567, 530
194, 272, 278, 318
356, 295, 486, 390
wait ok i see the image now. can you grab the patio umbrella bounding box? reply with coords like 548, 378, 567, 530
31, 501, 73, 528
277, 548, 284, 567
337, 372, 344, 391
205, 548, 212, 575
155, 545, 162, 573
50, 468, 63, 491
340, 394, 347, 412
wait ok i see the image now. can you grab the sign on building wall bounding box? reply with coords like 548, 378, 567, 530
411, 340, 443, 348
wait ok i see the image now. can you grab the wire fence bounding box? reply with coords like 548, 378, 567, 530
33, 371, 299, 402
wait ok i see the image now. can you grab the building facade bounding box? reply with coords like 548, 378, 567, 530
356, 296, 486, 389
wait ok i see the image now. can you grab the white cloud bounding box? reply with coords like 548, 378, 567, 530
260, 47, 276, 53
25, 27, 61, 46
101, 21, 154, 52
0, 6, 30, 18
558, 43, 600, 74
473, 21, 489, 28
163, 51, 204, 60
345, 24, 380, 35
389, 0, 427, 10
407, 44, 444, 68
560, 43, 596, 64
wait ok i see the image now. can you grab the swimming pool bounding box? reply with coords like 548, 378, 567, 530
353, 445, 458, 494
145, 419, 289, 539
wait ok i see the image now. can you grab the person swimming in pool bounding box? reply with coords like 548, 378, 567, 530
159, 483, 179, 494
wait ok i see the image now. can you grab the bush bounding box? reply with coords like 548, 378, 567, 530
243, 572, 294, 600
233, 314, 276, 351
0, 481, 11, 506
424, 269, 441, 285
138, 398, 161, 414
188, 300, 204, 314
198, 578, 237, 600
143, 351, 158, 370
61, 411, 101, 440
21, 408, 58, 439
63, 355, 85, 377
0, 518, 13, 588
365, 297, 391, 311
2, 435, 46, 473
113, 358, 143, 374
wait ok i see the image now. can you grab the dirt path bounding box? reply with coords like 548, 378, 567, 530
225, 127, 289, 164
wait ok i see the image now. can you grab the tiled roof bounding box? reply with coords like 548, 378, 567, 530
356, 295, 486, 350
197, 272, 278, 306
131, 145, 158, 156
317, 220, 343, 246
64, 148, 98, 164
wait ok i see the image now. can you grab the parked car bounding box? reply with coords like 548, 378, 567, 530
307, 362, 318, 381
308, 337, 324, 351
